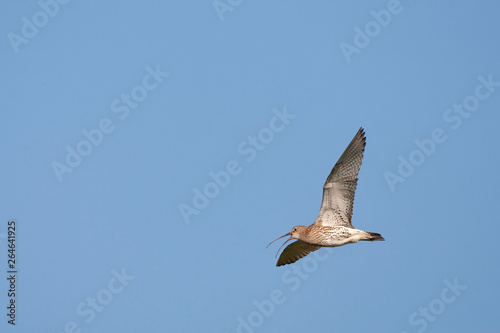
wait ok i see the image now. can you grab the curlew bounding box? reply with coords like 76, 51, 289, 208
267, 128, 384, 266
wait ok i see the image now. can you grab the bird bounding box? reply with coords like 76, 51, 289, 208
267, 127, 384, 266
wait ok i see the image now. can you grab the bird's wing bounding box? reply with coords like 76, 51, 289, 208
276, 241, 321, 266
315, 128, 366, 229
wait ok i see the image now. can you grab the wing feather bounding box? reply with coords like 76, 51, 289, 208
276, 241, 321, 266
315, 128, 366, 228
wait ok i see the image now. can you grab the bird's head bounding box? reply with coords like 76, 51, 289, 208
266, 226, 307, 256
288, 226, 308, 239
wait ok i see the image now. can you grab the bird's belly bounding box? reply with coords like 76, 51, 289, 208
320, 228, 360, 247
321, 238, 353, 247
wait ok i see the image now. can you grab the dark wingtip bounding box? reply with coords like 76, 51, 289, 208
358, 127, 366, 144
368, 232, 384, 241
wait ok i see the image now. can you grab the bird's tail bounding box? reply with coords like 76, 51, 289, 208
366, 232, 385, 241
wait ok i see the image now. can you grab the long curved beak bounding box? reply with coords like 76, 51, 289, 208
266, 232, 293, 258
266, 232, 291, 248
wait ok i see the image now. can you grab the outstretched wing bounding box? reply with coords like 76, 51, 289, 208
276, 241, 321, 266
315, 128, 366, 229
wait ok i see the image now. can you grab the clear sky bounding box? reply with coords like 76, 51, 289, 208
1, 1, 500, 332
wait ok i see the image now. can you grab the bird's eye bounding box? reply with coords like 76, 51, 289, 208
293, 228, 297, 232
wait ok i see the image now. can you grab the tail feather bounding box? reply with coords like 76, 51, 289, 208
367, 232, 384, 241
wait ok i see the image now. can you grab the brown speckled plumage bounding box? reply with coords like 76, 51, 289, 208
267, 128, 384, 267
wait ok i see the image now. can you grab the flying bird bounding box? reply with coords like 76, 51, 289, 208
267, 128, 384, 266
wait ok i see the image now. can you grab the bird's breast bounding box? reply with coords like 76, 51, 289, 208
303, 226, 353, 247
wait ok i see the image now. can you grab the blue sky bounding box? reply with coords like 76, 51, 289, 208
1, 1, 500, 332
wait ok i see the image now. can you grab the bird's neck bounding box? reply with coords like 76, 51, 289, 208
300, 225, 320, 244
